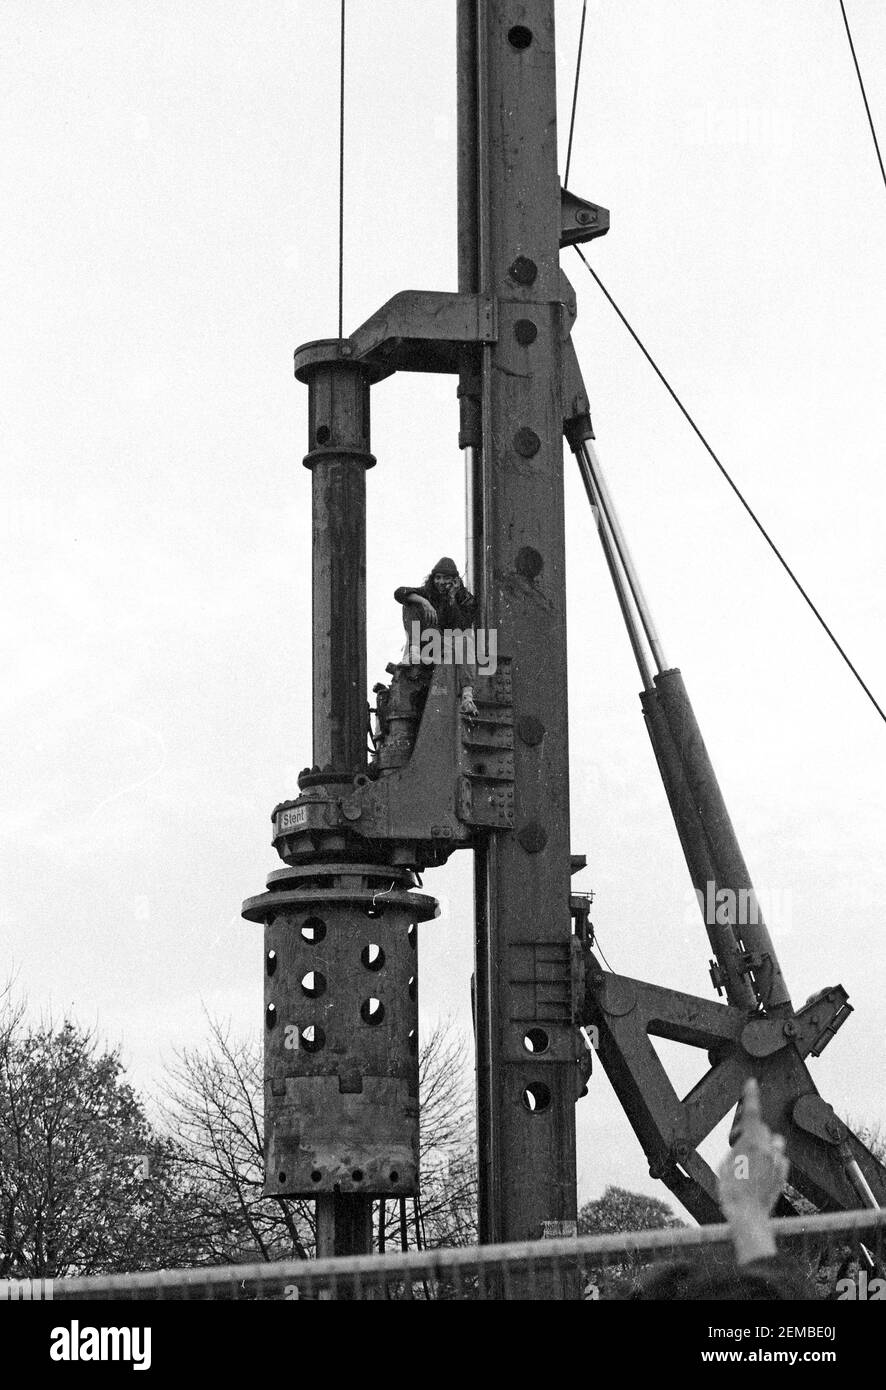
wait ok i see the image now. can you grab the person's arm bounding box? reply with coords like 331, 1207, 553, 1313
456, 586, 478, 623
394, 585, 436, 621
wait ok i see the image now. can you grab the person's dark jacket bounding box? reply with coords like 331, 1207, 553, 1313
394, 580, 477, 633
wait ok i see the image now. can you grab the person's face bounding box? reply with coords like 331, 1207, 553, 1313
433, 574, 456, 596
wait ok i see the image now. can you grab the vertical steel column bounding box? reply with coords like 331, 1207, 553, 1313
295, 343, 376, 1258
297, 345, 375, 779
315, 1195, 374, 1261
459, 2, 578, 1265
457, 0, 485, 602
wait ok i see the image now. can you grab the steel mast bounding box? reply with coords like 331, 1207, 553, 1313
458, 0, 580, 1252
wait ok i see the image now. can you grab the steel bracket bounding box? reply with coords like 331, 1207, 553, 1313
271, 660, 514, 869
741, 987, 852, 1059
293, 292, 498, 384
503, 933, 591, 1073
560, 188, 610, 247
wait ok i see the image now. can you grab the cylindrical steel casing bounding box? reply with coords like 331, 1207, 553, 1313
243, 865, 437, 1198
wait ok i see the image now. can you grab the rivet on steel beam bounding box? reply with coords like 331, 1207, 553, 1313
514, 319, 538, 345
517, 822, 548, 853
508, 255, 538, 286
514, 427, 541, 457
515, 546, 544, 580
517, 715, 546, 746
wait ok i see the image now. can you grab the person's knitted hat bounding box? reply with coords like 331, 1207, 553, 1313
431, 556, 459, 576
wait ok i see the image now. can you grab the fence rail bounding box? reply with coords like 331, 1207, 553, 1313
8, 1206, 876, 1301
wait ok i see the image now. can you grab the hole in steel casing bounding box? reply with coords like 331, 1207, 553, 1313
361, 943, 385, 971
300, 1023, 326, 1052
360, 997, 385, 1026
301, 916, 327, 944
300, 970, 326, 998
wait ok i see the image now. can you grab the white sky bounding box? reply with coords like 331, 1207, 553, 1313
1, 0, 884, 1210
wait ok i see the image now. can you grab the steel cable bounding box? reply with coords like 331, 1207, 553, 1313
838, 0, 886, 195
575, 245, 886, 729
564, 0, 588, 190
338, 0, 346, 339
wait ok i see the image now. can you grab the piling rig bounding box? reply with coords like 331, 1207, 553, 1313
242, 0, 885, 1285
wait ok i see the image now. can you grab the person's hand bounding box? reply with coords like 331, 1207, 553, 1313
717, 1078, 789, 1264
415, 596, 437, 624
719, 1077, 789, 1217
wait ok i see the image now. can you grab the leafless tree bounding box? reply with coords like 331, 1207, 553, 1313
161, 1014, 477, 1262
161, 1013, 313, 1264
401, 1019, 476, 1250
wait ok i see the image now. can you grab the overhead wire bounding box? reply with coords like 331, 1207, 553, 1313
838, 0, 886, 195
338, 0, 346, 340
563, 0, 587, 190
574, 245, 886, 730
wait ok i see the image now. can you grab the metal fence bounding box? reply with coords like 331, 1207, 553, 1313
6, 1206, 879, 1301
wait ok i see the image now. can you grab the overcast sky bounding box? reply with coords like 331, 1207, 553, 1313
2, 0, 884, 1210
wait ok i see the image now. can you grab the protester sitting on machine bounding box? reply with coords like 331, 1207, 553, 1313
633, 1079, 811, 1300
394, 556, 479, 716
